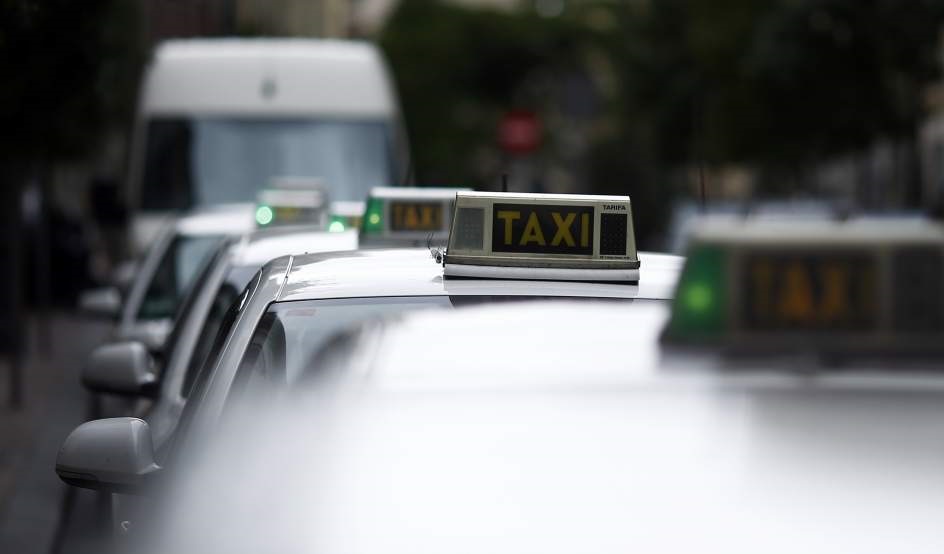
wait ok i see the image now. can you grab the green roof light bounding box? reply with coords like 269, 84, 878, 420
683, 282, 714, 314
664, 245, 727, 341
255, 205, 274, 226
328, 219, 346, 233
363, 197, 384, 234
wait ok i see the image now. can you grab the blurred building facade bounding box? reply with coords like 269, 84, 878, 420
235, 0, 351, 37
142, 0, 352, 42
352, 0, 523, 34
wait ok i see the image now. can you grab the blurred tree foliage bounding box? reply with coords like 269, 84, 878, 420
0, 0, 144, 171
380, 0, 602, 185
381, 0, 944, 243
619, 0, 944, 195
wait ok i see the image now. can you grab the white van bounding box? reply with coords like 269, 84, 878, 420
127, 38, 408, 251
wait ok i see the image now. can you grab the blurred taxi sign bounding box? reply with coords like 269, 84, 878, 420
661, 217, 944, 356
328, 201, 365, 233
361, 187, 468, 247
443, 191, 639, 282
256, 177, 329, 229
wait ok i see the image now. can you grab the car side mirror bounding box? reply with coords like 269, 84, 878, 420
83, 341, 158, 397
56, 418, 160, 495
78, 287, 122, 320
120, 319, 173, 355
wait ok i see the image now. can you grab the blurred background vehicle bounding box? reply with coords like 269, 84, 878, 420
129, 38, 407, 252
80, 222, 358, 543
81, 205, 255, 353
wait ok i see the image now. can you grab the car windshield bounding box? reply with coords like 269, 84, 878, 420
140, 116, 393, 211
137, 235, 224, 321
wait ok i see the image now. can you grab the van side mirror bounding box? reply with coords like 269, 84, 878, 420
83, 342, 158, 397
56, 418, 160, 495
78, 287, 122, 319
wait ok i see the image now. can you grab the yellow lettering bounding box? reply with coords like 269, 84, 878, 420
520, 212, 546, 246
581, 214, 590, 247
857, 266, 877, 321
550, 213, 576, 246
420, 206, 433, 228
496, 211, 520, 244
406, 206, 419, 229
393, 204, 403, 228
819, 265, 848, 322
751, 260, 773, 318
780, 264, 814, 322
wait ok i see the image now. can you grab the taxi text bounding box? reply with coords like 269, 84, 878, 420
491, 203, 593, 255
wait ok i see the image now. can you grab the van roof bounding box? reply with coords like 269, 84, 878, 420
142, 38, 396, 117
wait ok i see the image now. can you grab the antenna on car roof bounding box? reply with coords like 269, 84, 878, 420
501, 173, 509, 193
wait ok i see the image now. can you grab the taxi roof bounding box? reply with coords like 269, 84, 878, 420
158, 301, 944, 554
351, 301, 944, 387
231, 228, 358, 267
354, 301, 670, 389
278, 249, 683, 303
175, 204, 256, 237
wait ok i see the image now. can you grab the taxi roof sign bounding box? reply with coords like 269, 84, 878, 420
443, 191, 639, 282
661, 217, 944, 357
328, 201, 365, 233
256, 178, 330, 229
360, 186, 469, 247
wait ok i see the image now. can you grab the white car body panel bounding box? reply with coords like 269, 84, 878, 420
151, 301, 944, 554
280, 250, 682, 302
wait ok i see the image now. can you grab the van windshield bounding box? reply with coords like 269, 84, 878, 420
140, 117, 393, 211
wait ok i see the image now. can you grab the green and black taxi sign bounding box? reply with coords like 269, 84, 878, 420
361, 187, 469, 247
443, 192, 639, 281
661, 218, 944, 356
256, 185, 329, 229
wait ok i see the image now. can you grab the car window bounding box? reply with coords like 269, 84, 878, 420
158, 244, 229, 372
161, 271, 262, 465
180, 283, 241, 398
141, 116, 393, 211
137, 235, 224, 321
178, 265, 258, 398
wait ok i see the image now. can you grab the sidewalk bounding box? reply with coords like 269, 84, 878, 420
0, 313, 110, 554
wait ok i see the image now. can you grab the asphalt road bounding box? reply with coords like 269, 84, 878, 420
0, 313, 111, 554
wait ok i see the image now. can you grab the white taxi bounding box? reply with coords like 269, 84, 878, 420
56, 191, 683, 513
138, 215, 944, 553
79, 205, 256, 351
